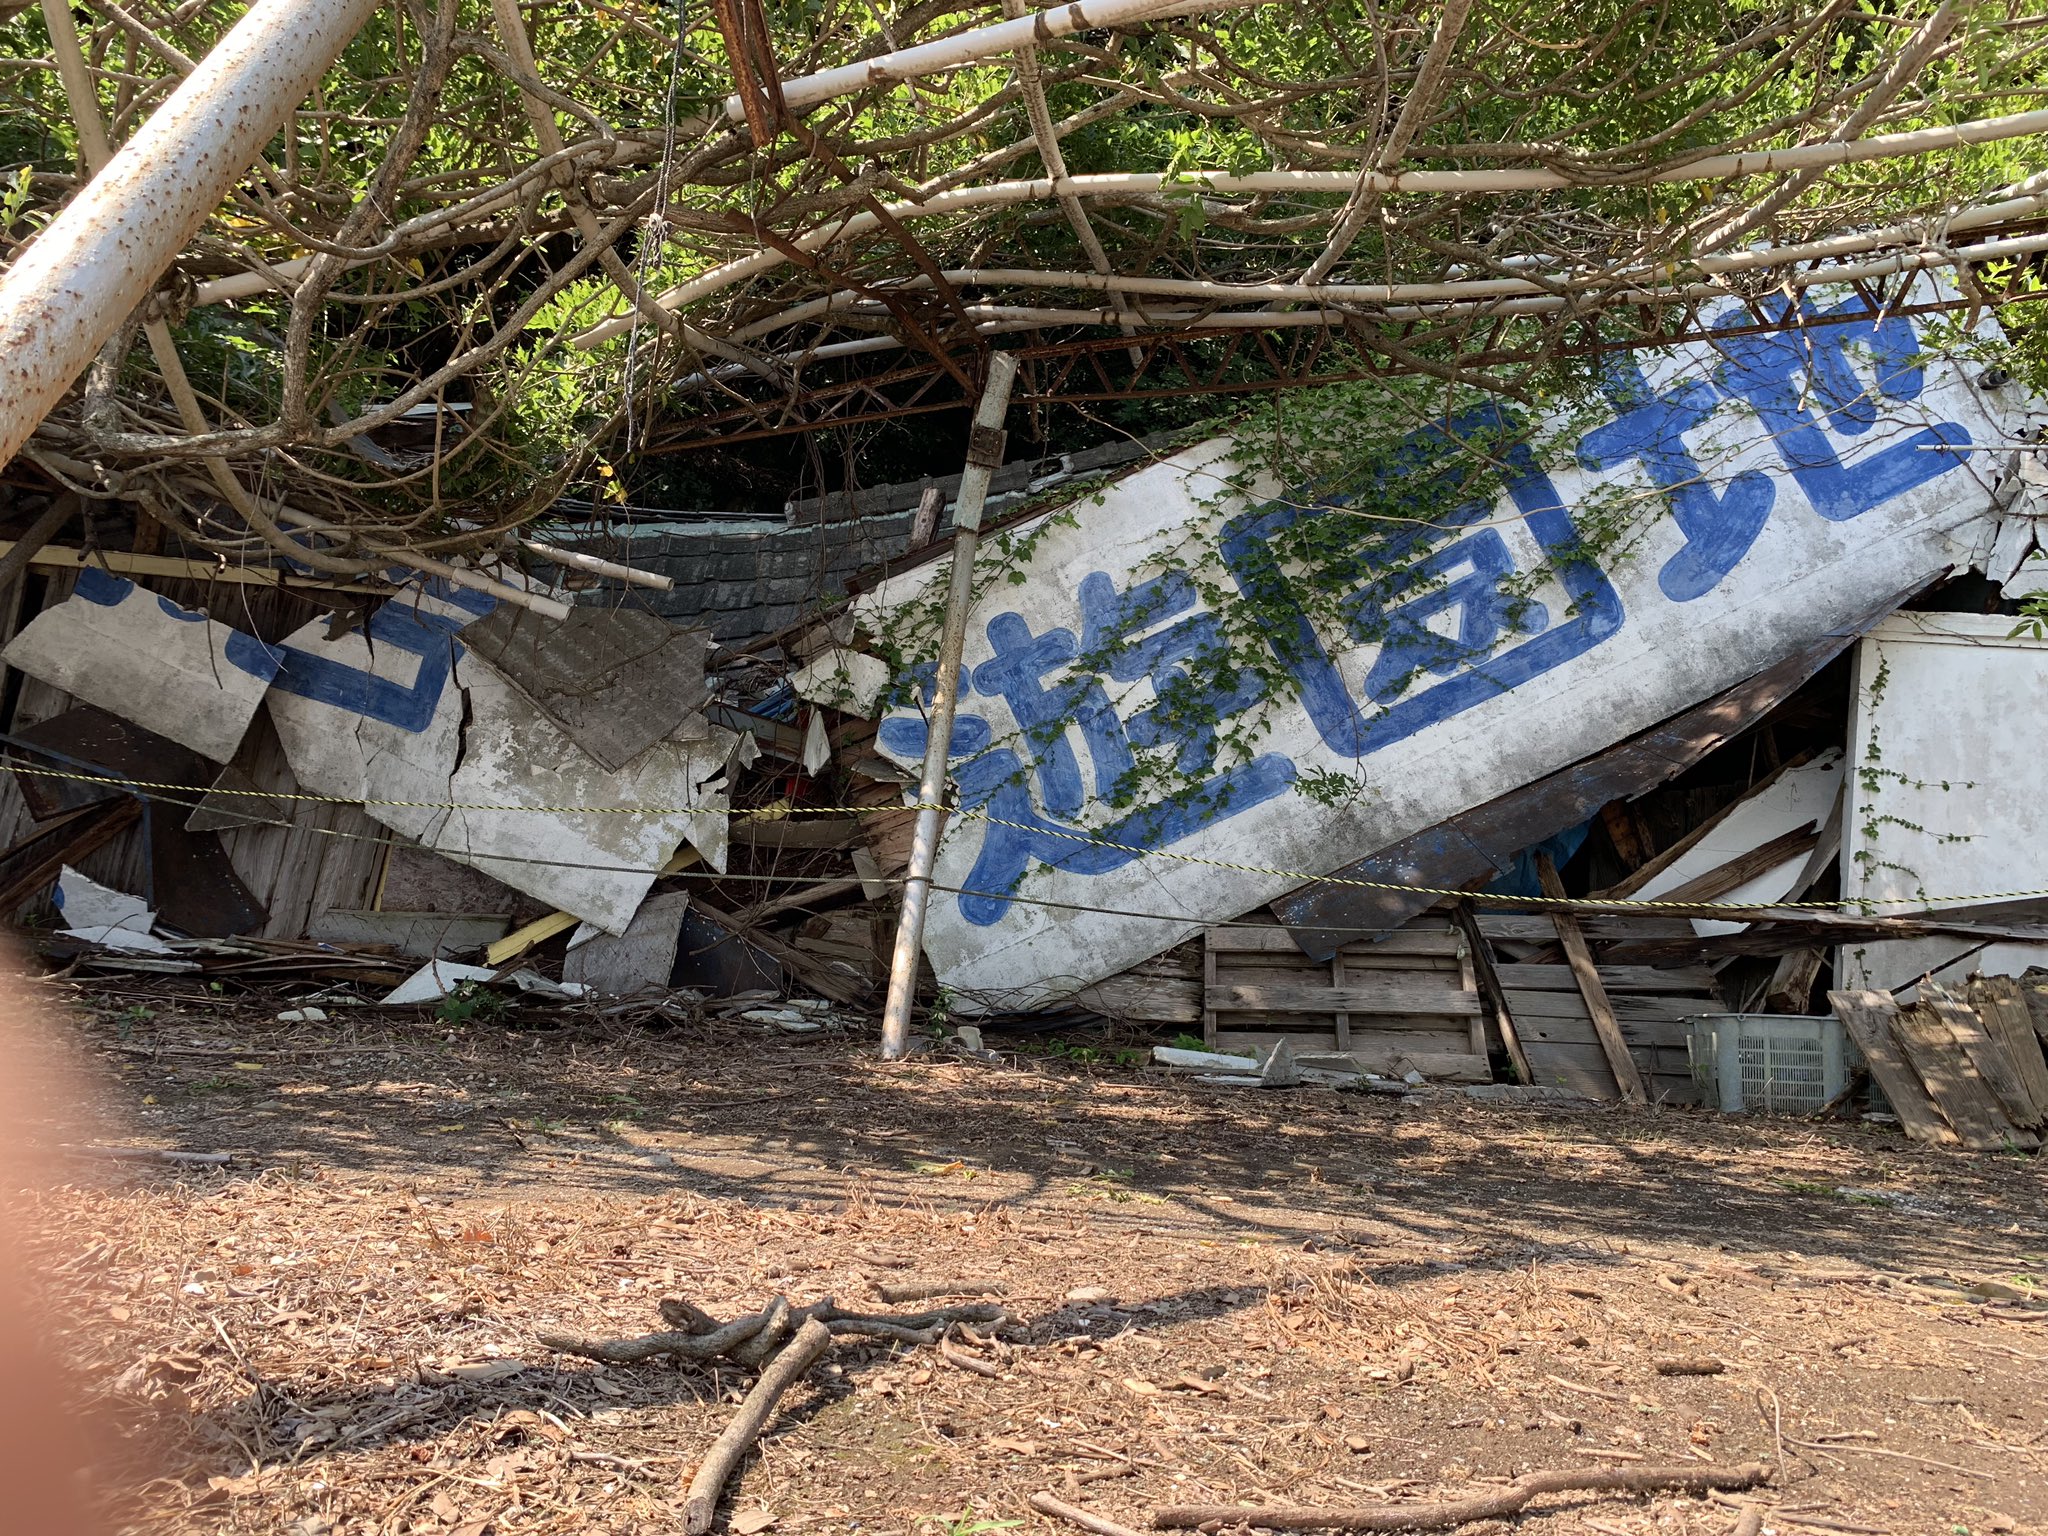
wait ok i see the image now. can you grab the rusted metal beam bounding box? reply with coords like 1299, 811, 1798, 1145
0, 0, 381, 473
640, 286, 2009, 452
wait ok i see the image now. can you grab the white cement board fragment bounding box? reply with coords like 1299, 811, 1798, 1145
52, 866, 154, 935
1841, 612, 2048, 992
266, 576, 734, 936
1632, 751, 1845, 938
791, 646, 892, 717
1, 568, 280, 761
859, 277, 2029, 1008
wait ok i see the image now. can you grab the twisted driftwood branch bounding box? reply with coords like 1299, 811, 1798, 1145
1150, 1462, 1772, 1532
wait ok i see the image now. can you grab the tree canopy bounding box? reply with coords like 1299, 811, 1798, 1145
2, 0, 2046, 565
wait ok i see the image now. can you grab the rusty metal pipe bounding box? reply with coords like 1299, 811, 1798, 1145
0, 0, 380, 473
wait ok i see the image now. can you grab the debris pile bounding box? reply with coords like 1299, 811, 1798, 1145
3, 281, 2048, 1146
1829, 978, 2048, 1150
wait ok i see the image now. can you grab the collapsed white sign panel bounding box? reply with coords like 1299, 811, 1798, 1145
1841, 611, 2048, 992
862, 280, 2027, 1007
266, 578, 730, 935
0, 567, 279, 761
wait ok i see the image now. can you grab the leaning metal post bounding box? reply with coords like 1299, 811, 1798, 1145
0, 0, 381, 474
878, 352, 1021, 1060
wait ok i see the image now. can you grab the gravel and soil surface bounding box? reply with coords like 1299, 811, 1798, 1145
13, 976, 2046, 1536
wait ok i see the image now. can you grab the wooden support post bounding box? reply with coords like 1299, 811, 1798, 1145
1598, 800, 1652, 872
1764, 947, 1826, 1013
908, 484, 945, 548
1536, 852, 1646, 1103
1453, 899, 1530, 1084
879, 354, 1019, 1060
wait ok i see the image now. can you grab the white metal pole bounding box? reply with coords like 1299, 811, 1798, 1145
724, 0, 1252, 122
879, 353, 1020, 1060
0, 0, 381, 474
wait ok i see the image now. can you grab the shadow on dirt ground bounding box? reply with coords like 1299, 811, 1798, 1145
21, 979, 2048, 1536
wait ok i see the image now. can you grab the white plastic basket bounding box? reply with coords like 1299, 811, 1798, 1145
1685, 1014, 1857, 1115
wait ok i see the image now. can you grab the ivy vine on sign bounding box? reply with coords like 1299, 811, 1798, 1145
850, 275, 2022, 1006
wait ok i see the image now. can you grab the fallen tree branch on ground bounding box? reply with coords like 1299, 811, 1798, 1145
1032, 1490, 1149, 1536
683, 1316, 835, 1536
539, 1294, 1007, 1533
536, 1295, 1004, 1363
1150, 1462, 1773, 1531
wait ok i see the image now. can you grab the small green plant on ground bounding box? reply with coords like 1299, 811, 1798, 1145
436, 982, 513, 1025
928, 1509, 1020, 1536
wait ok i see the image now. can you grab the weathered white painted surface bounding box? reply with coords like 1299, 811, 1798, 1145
861, 278, 2027, 1007
266, 578, 732, 935
564, 891, 691, 995
1633, 751, 1844, 938
1841, 612, 2048, 992
792, 646, 892, 716
1, 568, 278, 761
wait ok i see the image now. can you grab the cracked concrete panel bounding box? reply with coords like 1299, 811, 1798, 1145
417, 658, 734, 934
1, 567, 280, 762
563, 890, 691, 996
458, 606, 712, 771
263, 576, 734, 935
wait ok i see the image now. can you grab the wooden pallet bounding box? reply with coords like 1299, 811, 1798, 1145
1203, 919, 1489, 1083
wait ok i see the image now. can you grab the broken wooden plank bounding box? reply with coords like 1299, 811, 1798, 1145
1923, 984, 2044, 1134
0, 538, 359, 591
1649, 822, 1821, 907
1765, 947, 1827, 1013
1478, 914, 1698, 945
1890, 997, 2036, 1152
2022, 979, 2048, 1045
1210, 924, 1461, 957
1965, 976, 2048, 1127
1072, 960, 1202, 1025
1828, 989, 1957, 1147
1207, 1036, 1491, 1083
1495, 963, 1718, 995
0, 796, 141, 914
1453, 899, 1529, 1084
1598, 755, 1818, 900
1208, 980, 1483, 1017
1537, 852, 1646, 1104
1500, 991, 1713, 1028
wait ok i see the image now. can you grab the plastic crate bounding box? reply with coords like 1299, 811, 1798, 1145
1685, 1014, 1857, 1115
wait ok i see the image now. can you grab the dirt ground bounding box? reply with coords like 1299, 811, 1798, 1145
12, 974, 2047, 1536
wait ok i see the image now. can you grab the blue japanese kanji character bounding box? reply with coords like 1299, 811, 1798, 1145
1576, 352, 1777, 602
1345, 509, 1550, 702
1076, 569, 1265, 777
971, 612, 1135, 813
876, 704, 1295, 926
270, 595, 472, 733
1220, 403, 1624, 759
1710, 295, 1970, 521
